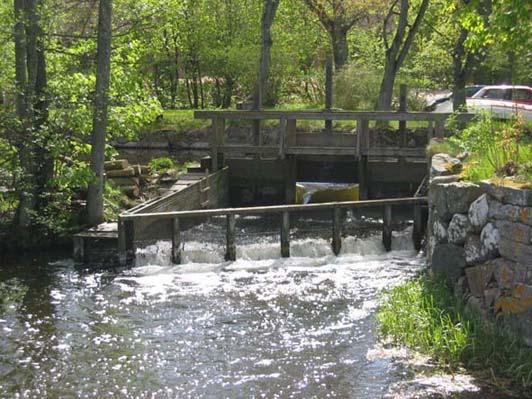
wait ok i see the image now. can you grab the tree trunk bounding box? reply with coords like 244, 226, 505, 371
253, 0, 280, 110
377, 60, 396, 111
452, 29, 468, 112
87, 0, 113, 226
330, 27, 349, 70
223, 76, 233, 108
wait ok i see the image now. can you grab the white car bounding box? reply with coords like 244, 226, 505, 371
434, 85, 532, 121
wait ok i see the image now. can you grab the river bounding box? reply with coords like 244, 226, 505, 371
0, 216, 490, 398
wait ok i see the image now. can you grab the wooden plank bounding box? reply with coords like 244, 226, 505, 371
281, 211, 290, 258
195, 110, 473, 122
171, 217, 181, 264
364, 147, 426, 157
286, 146, 357, 156
121, 197, 427, 220
225, 214, 236, 261
435, 119, 445, 138
382, 204, 392, 252
413, 204, 423, 251
332, 207, 342, 255
210, 118, 219, 171
286, 119, 297, 146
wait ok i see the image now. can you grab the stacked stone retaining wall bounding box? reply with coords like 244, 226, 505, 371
427, 153, 532, 345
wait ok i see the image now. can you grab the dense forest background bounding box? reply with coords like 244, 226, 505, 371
0, 0, 530, 247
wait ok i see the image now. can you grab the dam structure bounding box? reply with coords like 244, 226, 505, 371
76, 110, 472, 264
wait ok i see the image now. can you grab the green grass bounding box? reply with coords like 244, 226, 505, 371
377, 275, 532, 391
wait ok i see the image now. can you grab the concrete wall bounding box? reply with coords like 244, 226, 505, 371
427, 153, 532, 345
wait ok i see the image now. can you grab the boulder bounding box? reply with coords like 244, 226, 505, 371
468, 194, 489, 233
488, 197, 532, 226
465, 263, 496, 297
454, 276, 468, 299
430, 182, 481, 222
499, 238, 532, 265
448, 213, 471, 245
480, 222, 500, 260
431, 175, 460, 185
484, 287, 500, 307
431, 243, 466, 282
480, 180, 532, 207
431, 153, 462, 178
433, 219, 448, 244
495, 220, 532, 245
464, 234, 483, 265
104, 159, 130, 171
493, 258, 530, 290
495, 284, 532, 315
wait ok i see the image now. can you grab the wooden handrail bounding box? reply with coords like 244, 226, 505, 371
195, 110, 474, 122
120, 197, 427, 220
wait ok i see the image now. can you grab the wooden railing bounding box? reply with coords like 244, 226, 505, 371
119, 196, 427, 264
194, 110, 474, 166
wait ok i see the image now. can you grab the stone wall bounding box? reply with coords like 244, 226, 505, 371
427, 153, 532, 345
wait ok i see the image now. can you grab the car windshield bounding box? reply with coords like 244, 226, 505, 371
465, 86, 483, 97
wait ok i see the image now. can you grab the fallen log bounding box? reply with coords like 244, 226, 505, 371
106, 167, 135, 178
104, 159, 130, 171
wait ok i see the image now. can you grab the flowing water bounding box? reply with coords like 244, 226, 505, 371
0, 217, 490, 398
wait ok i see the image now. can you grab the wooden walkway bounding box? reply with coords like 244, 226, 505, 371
119, 196, 427, 265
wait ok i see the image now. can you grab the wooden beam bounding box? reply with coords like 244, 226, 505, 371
171, 217, 181, 264
358, 155, 369, 200
279, 118, 287, 159
382, 205, 392, 251
281, 211, 290, 257
195, 110, 474, 122
332, 207, 342, 255
121, 197, 427, 220
413, 204, 423, 251
225, 214, 236, 261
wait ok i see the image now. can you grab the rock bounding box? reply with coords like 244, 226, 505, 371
465, 263, 496, 297
430, 175, 460, 185
106, 167, 136, 178
468, 194, 489, 233
448, 214, 471, 245
430, 182, 482, 222
466, 295, 483, 315
495, 284, 532, 315
108, 177, 140, 187
454, 276, 468, 299
431, 153, 462, 177
495, 220, 532, 245
433, 219, 448, 244
480, 223, 500, 260
480, 180, 532, 207
104, 159, 130, 171
431, 244, 466, 282
499, 238, 532, 265
488, 197, 532, 226
484, 287, 500, 307
493, 258, 530, 290
464, 234, 483, 265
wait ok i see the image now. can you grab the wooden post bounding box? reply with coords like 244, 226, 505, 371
412, 204, 423, 251
279, 118, 287, 159
435, 119, 445, 138
285, 156, 297, 204
325, 55, 333, 133
382, 204, 392, 251
357, 118, 369, 200
286, 119, 297, 147
118, 218, 135, 266
281, 211, 290, 257
73, 235, 85, 262
171, 217, 181, 264
332, 207, 342, 255
399, 84, 407, 147
427, 119, 434, 142
226, 214, 236, 261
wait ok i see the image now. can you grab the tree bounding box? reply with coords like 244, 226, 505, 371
13, 0, 49, 228
253, 0, 281, 109
377, 0, 429, 111
302, 0, 366, 69
86, 0, 113, 226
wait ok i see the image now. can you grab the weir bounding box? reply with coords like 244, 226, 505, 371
77, 110, 473, 264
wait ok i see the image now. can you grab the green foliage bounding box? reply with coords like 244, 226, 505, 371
149, 157, 176, 174
446, 113, 532, 182
334, 63, 382, 110
377, 275, 532, 390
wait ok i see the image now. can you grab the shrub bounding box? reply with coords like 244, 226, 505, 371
149, 157, 176, 174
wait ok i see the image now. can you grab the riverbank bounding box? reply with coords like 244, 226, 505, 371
377, 274, 532, 398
